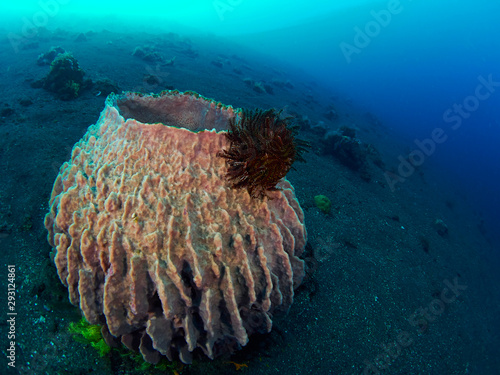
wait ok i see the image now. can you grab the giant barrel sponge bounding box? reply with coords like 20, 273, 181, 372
44, 91, 307, 364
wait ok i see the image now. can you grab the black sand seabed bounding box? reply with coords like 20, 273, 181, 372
0, 29, 499, 375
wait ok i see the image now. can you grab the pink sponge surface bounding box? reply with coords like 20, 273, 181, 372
44, 91, 307, 364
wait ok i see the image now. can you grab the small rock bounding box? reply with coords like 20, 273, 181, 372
93, 78, 120, 97
37, 46, 65, 65
143, 74, 161, 85
1, 106, 15, 117
19, 97, 33, 107
434, 219, 448, 236
75, 33, 87, 42
263, 83, 274, 95
324, 109, 338, 121
243, 77, 254, 87
252, 81, 266, 94
211, 60, 223, 68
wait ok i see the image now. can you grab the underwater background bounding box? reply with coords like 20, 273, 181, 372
1, 0, 499, 374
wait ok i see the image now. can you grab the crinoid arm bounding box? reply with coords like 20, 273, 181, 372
218, 108, 309, 198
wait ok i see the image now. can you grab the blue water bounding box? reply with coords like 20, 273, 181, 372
229, 0, 500, 245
